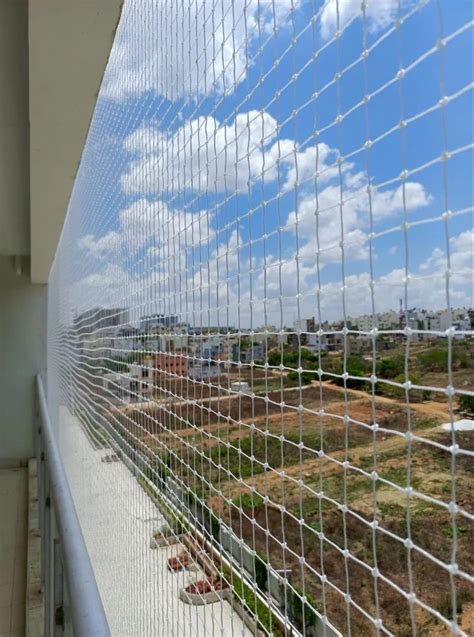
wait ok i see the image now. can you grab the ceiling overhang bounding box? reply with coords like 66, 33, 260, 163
29, 0, 123, 283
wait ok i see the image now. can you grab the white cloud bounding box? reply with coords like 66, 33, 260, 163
122, 111, 281, 194
320, 0, 400, 41
78, 199, 213, 259
77, 117, 433, 322
283, 172, 431, 267
122, 112, 316, 195
72, 227, 472, 326
122, 108, 433, 219
101, 0, 298, 102
420, 229, 473, 280
281, 143, 344, 191
121, 112, 348, 196
316, 228, 473, 320
77, 231, 122, 259
450, 228, 474, 271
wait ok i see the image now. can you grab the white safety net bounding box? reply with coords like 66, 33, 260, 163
47, 1, 473, 635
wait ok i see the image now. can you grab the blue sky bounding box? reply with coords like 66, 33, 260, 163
60, 0, 473, 328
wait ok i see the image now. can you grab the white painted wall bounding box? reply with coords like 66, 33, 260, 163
0, 257, 46, 459
0, 0, 30, 256
29, 0, 123, 283
0, 0, 123, 458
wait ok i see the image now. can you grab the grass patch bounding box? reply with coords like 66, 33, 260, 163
224, 566, 284, 636
233, 492, 265, 509
137, 473, 190, 535
441, 525, 468, 538
378, 502, 405, 517
378, 467, 422, 490
210, 427, 374, 482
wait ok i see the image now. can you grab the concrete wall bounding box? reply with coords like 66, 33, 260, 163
0, 257, 46, 459
0, 0, 30, 256
29, 0, 123, 283
0, 0, 123, 455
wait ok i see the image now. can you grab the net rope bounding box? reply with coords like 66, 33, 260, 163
47, 1, 473, 635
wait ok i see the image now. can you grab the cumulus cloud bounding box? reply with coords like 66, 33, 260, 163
72, 224, 472, 326
121, 106, 433, 212
78, 110, 433, 322
122, 111, 283, 194
121, 112, 349, 195
281, 143, 343, 191
256, 228, 473, 323
320, 0, 400, 41
326, 233, 472, 320
419, 229, 473, 280
284, 171, 431, 266
77, 231, 122, 259
101, 0, 298, 102
78, 199, 213, 259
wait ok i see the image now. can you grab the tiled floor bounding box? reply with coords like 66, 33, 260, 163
0, 468, 27, 637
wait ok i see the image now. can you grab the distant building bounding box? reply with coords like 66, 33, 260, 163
321, 332, 344, 352
113, 325, 141, 358
80, 327, 115, 359
74, 307, 129, 334
294, 317, 316, 334
239, 343, 265, 364
154, 352, 188, 380
142, 332, 189, 354
378, 311, 400, 330
452, 315, 470, 338
289, 317, 321, 349
347, 311, 399, 333
102, 358, 154, 403
140, 314, 180, 332
347, 335, 372, 355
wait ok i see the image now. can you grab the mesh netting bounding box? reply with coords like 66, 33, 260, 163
47, 1, 473, 635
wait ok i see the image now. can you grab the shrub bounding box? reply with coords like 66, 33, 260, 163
287, 369, 316, 385
290, 587, 319, 630
458, 393, 474, 414
377, 372, 427, 402
377, 354, 405, 379
418, 347, 469, 373
230, 571, 282, 635
234, 492, 264, 509
268, 348, 319, 369
419, 348, 448, 372
254, 552, 268, 590
333, 356, 370, 389
209, 512, 221, 541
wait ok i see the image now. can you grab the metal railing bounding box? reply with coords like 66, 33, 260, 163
36, 374, 110, 637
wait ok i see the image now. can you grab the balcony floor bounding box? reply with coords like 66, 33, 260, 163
0, 467, 27, 637
61, 408, 252, 636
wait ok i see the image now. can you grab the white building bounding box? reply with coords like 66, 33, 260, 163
113, 325, 142, 358
378, 311, 400, 330
103, 360, 155, 403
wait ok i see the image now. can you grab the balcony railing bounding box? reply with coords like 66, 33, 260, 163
36, 375, 110, 637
